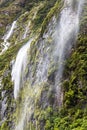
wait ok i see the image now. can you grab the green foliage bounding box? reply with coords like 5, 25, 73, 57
0, 121, 9, 130
40, 0, 62, 36
0, 1, 87, 130
0, 38, 28, 75
63, 34, 87, 108
33, 0, 57, 28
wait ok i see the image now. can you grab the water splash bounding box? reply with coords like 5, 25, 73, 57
15, 91, 34, 130
54, 0, 84, 105
0, 21, 17, 55
11, 39, 33, 99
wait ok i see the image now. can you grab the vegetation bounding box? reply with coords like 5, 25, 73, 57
0, 0, 87, 130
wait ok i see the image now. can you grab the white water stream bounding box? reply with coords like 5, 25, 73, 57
4, 21, 17, 42
0, 21, 16, 55
11, 39, 33, 99
54, 0, 84, 105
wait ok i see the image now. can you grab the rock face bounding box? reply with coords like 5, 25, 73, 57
0, 0, 8, 5
0, 0, 87, 130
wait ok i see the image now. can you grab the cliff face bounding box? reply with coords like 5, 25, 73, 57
0, 0, 87, 130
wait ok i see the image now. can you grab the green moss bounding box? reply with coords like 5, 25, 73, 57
0, 121, 9, 130
40, 0, 62, 36
0, 38, 29, 75
33, 0, 57, 28
0, 1, 87, 130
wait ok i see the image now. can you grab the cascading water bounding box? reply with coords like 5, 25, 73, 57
12, 0, 85, 129
54, 0, 84, 106
4, 21, 17, 43
11, 38, 33, 99
0, 21, 16, 54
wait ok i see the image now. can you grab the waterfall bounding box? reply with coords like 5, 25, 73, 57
12, 0, 85, 129
4, 21, 17, 43
54, 0, 84, 105
0, 21, 17, 55
11, 39, 33, 99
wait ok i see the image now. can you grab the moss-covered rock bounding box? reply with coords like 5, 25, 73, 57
0, 0, 87, 130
